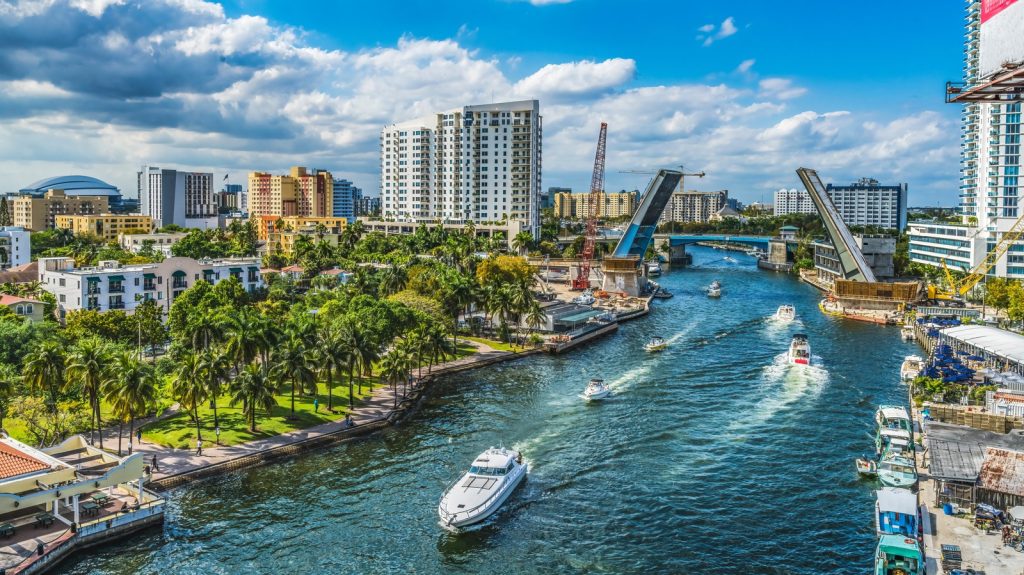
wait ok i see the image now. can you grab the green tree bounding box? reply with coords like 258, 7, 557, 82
104, 350, 158, 455
66, 337, 110, 448
135, 299, 167, 357
23, 339, 66, 411
380, 346, 413, 409
512, 231, 534, 255
271, 334, 315, 417
317, 325, 348, 412
173, 351, 208, 443
0, 197, 11, 227
199, 349, 230, 432
230, 363, 278, 432
0, 363, 18, 430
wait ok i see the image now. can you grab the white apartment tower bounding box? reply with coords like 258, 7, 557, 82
380, 100, 542, 234
138, 166, 217, 229
773, 188, 815, 216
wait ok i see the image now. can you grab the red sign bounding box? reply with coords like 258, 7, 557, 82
982, 0, 1019, 23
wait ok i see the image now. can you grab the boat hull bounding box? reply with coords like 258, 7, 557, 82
644, 345, 667, 352
439, 466, 527, 528
582, 389, 611, 401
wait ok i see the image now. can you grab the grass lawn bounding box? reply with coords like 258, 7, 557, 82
461, 336, 519, 353
141, 377, 380, 449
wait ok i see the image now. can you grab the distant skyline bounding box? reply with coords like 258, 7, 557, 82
0, 0, 964, 206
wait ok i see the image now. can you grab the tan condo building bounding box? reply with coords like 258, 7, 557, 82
248, 167, 333, 219
659, 190, 728, 223
553, 190, 638, 219
56, 214, 153, 242
11, 189, 109, 231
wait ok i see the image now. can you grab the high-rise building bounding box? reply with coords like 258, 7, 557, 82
248, 167, 333, 220
544, 186, 569, 210
553, 191, 638, 219
826, 178, 909, 230
11, 189, 109, 231
773, 188, 815, 216
356, 196, 381, 217
380, 100, 542, 234
660, 190, 728, 223
908, 1, 1024, 278
0, 226, 30, 270
331, 179, 362, 220
138, 166, 216, 229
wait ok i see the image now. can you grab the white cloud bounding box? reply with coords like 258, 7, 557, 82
699, 16, 740, 47
736, 59, 756, 74
513, 58, 635, 100
68, 0, 123, 17
758, 77, 808, 100
698, 23, 714, 33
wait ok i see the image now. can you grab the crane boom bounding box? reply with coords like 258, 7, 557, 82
936, 210, 1024, 298
573, 122, 608, 290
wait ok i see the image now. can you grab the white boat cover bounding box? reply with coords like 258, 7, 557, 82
876, 487, 918, 516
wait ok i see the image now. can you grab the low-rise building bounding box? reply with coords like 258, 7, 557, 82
11, 189, 109, 231
553, 190, 638, 219
253, 216, 349, 241
38, 256, 264, 320
118, 232, 189, 255
0, 294, 44, 323
0, 226, 30, 270
55, 214, 153, 242
358, 217, 523, 251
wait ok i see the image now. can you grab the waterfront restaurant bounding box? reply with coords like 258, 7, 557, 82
938, 325, 1024, 376
0, 434, 164, 573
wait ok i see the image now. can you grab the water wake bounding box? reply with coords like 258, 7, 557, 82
728, 353, 829, 433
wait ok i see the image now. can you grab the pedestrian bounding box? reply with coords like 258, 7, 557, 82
345, 414, 353, 428
215, 425, 221, 445
136, 428, 142, 444
314, 398, 319, 412
152, 455, 159, 472
196, 438, 203, 456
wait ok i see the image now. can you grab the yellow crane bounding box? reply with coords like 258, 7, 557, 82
929, 210, 1024, 300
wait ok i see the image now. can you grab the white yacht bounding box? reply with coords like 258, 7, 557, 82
644, 336, 667, 352
573, 290, 596, 306
438, 447, 527, 529
900, 325, 915, 342
900, 355, 923, 381
774, 305, 796, 322
581, 378, 611, 401
707, 281, 722, 298
787, 334, 811, 365
646, 261, 662, 276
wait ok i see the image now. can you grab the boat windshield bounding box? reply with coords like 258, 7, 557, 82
469, 464, 508, 476
881, 462, 914, 474
882, 554, 919, 572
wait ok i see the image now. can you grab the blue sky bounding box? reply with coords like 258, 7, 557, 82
0, 0, 966, 205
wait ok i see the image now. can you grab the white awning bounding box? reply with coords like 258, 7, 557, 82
941, 325, 1024, 367
876, 487, 917, 516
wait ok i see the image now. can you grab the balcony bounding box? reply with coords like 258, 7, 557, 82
108, 284, 125, 294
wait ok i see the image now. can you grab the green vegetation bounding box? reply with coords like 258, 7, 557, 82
0, 220, 544, 452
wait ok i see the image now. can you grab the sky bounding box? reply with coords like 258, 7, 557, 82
0, 0, 966, 206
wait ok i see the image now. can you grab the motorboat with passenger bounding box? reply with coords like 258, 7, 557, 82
900, 325, 915, 342
787, 334, 811, 365
874, 534, 923, 575
774, 305, 796, 322
644, 336, 667, 352
438, 447, 527, 528
581, 378, 611, 401
900, 356, 923, 382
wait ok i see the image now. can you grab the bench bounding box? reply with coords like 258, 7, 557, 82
33, 513, 54, 528
91, 493, 110, 505
80, 502, 100, 517
0, 523, 13, 538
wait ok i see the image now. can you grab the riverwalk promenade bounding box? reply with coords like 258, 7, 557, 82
100, 339, 532, 489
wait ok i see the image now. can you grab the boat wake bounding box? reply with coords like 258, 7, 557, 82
728, 353, 829, 432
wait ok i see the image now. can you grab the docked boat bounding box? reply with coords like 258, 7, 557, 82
438, 447, 527, 528
573, 290, 595, 306
581, 378, 611, 401
876, 406, 913, 437
900, 325, 915, 342
876, 428, 913, 457
646, 261, 662, 276
876, 453, 917, 489
787, 334, 811, 365
644, 336, 667, 352
900, 356, 923, 382
774, 304, 796, 322
875, 487, 919, 537
874, 534, 923, 575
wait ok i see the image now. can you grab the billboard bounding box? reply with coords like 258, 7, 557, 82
980, 0, 1024, 78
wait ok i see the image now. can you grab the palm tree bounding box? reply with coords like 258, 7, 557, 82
0, 363, 19, 430
440, 272, 475, 350
105, 351, 157, 456
379, 348, 413, 409
426, 323, 454, 372
66, 337, 110, 448
525, 302, 547, 340
224, 309, 266, 374
199, 349, 230, 432
190, 311, 226, 352
173, 351, 208, 443
230, 363, 277, 432
23, 340, 66, 411
271, 334, 315, 417
343, 324, 379, 406
378, 267, 408, 296
318, 325, 348, 412
512, 231, 534, 255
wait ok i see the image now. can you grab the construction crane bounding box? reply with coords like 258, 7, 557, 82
928, 209, 1024, 300
619, 166, 706, 194
573, 122, 608, 290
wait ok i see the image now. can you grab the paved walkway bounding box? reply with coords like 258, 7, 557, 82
100, 339, 516, 483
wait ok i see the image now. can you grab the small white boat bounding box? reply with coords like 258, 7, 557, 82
581, 378, 611, 401
710, 280, 721, 290
646, 261, 662, 276
787, 333, 811, 365
774, 305, 796, 322
706, 287, 721, 298
876, 453, 918, 489
644, 336, 667, 352
900, 355, 923, 381
900, 325, 915, 342
573, 290, 595, 305
438, 447, 527, 528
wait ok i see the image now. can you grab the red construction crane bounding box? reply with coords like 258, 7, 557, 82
572, 122, 608, 290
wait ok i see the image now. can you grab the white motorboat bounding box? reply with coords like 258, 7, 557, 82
774, 305, 796, 322
646, 261, 662, 276
573, 290, 595, 305
438, 447, 527, 528
710, 280, 721, 290
581, 378, 611, 401
900, 325, 915, 342
900, 356, 923, 382
787, 333, 811, 365
644, 336, 667, 352
707, 287, 721, 298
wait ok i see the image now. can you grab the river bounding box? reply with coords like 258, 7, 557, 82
57, 246, 920, 574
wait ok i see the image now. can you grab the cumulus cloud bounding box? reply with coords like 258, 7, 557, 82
698, 17, 739, 47
0, 0, 958, 204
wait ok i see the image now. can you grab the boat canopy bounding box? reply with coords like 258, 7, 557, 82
880, 407, 910, 421
876, 488, 917, 516
877, 534, 922, 559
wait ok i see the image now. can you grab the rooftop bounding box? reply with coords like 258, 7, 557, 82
18, 175, 120, 197
941, 325, 1024, 367
876, 487, 918, 516
0, 438, 59, 482
0, 295, 42, 307
925, 421, 1024, 482
979, 448, 1024, 497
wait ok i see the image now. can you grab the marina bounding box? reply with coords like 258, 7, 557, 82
51, 246, 923, 574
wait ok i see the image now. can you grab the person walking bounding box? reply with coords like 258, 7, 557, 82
136, 428, 143, 444
151, 455, 159, 472
314, 398, 319, 413
196, 438, 203, 456
215, 426, 221, 445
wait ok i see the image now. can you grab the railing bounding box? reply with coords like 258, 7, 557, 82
107, 285, 125, 294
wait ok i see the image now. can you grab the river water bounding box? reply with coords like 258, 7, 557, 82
57, 247, 920, 574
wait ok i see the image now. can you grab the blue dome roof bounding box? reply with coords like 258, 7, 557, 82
19, 175, 120, 197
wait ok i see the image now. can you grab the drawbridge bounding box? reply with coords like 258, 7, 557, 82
796, 167, 876, 283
